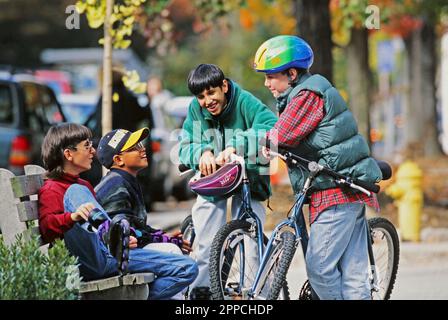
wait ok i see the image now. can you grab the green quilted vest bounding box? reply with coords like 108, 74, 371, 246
283, 73, 382, 194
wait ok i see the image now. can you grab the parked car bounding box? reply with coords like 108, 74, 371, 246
58, 93, 97, 124
33, 69, 73, 96
0, 72, 66, 175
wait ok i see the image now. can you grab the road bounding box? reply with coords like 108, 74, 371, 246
148, 201, 448, 300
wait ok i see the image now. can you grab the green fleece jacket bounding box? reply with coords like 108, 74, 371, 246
179, 79, 277, 202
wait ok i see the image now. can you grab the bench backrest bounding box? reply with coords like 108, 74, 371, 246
0, 165, 46, 246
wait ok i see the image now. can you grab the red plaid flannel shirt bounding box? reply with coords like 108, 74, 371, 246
268, 90, 379, 224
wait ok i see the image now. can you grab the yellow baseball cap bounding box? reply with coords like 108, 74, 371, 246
97, 127, 149, 168
121, 127, 149, 152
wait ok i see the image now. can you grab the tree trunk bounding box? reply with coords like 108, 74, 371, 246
102, 0, 113, 139
420, 19, 442, 156
404, 18, 442, 157
102, 0, 114, 176
294, 0, 333, 82
345, 28, 372, 146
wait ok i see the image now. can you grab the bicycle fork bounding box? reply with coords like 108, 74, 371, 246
367, 223, 380, 294
248, 193, 309, 299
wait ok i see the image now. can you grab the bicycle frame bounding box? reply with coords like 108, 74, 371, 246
249, 165, 314, 299
225, 154, 266, 289
237, 178, 266, 265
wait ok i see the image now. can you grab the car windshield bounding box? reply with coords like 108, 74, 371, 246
22, 81, 64, 130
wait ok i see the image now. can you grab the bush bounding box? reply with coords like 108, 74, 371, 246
0, 234, 80, 300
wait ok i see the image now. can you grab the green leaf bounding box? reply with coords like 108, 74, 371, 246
0, 236, 79, 299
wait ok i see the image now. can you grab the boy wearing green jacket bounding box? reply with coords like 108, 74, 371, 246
179, 64, 277, 299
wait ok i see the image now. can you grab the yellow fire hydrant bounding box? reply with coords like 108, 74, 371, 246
385, 160, 423, 242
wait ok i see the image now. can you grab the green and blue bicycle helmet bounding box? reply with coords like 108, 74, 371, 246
253, 35, 314, 74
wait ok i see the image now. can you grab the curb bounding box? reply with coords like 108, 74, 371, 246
420, 227, 448, 243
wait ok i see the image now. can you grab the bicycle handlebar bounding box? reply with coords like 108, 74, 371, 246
264, 138, 381, 195
178, 163, 190, 173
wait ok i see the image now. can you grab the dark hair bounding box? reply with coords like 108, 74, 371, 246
41, 123, 92, 179
281, 67, 308, 85
187, 64, 226, 96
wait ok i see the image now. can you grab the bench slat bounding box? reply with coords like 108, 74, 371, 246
24, 165, 46, 176
11, 174, 44, 198
0, 168, 27, 246
122, 273, 155, 286
17, 200, 39, 222
79, 272, 155, 293
79, 276, 122, 293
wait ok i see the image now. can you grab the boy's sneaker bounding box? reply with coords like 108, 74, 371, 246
189, 286, 211, 300
98, 214, 130, 274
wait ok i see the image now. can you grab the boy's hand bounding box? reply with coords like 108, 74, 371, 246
129, 236, 138, 249
199, 150, 216, 176
169, 230, 192, 254
71, 202, 95, 222
216, 147, 236, 166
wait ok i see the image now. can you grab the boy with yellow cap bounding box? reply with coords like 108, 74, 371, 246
95, 128, 192, 254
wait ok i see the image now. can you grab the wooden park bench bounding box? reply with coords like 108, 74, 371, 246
0, 165, 154, 300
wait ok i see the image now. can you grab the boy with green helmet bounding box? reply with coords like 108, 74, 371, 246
254, 35, 382, 300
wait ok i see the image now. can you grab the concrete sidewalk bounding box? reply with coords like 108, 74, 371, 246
146, 209, 190, 231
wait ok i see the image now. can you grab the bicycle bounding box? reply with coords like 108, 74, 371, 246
245, 144, 399, 300
179, 154, 291, 300
179, 147, 399, 300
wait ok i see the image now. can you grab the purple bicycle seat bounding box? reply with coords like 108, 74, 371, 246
189, 162, 243, 197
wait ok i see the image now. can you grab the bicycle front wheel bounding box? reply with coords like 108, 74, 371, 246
256, 230, 296, 300
368, 217, 400, 300
209, 220, 290, 300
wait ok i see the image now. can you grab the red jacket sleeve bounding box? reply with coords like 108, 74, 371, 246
38, 186, 75, 244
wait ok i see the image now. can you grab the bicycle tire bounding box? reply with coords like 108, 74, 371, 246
368, 217, 400, 300
264, 231, 297, 300
297, 218, 400, 300
209, 220, 290, 300
180, 214, 195, 246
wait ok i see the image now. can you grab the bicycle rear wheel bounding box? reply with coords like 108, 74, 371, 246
209, 220, 290, 300
368, 217, 400, 300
